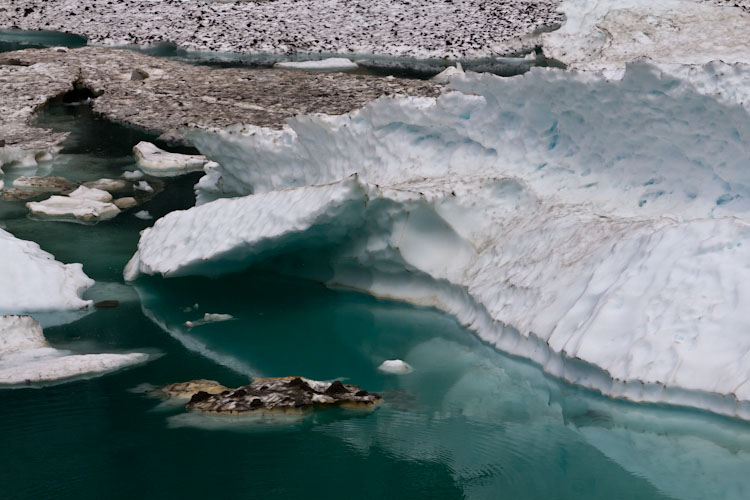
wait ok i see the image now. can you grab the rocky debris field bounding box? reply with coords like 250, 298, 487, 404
0, 0, 564, 59
0, 46, 441, 165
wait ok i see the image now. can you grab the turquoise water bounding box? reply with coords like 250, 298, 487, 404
2, 91, 750, 500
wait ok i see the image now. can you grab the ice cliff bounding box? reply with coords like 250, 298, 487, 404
125, 60, 750, 419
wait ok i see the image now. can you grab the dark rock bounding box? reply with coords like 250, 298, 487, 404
189, 391, 212, 403
324, 380, 349, 395
94, 300, 119, 308
249, 398, 263, 408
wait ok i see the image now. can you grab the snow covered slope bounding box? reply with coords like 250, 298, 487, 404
127, 63, 750, 419
0, 228, 93, 313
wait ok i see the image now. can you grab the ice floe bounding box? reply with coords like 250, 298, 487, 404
0, 315, 148, 386
27, 195, 121, 223
127, 62, 750, 419
378, 360, 414, 374
0, 228, 93, 313
133, 142, 207, 178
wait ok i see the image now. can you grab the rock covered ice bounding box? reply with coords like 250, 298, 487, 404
126, 61, 750, 419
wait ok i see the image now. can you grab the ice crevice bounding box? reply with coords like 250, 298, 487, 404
127, 61, 750, 420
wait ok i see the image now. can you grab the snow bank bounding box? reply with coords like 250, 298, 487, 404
0, 315, 148, 386
127, 64, 750, 419
542, 0, 750, 76
0, 228, 93, 313
274, 58, 358, 71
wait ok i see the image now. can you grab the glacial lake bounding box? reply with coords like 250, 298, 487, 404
1, 43, 750, 500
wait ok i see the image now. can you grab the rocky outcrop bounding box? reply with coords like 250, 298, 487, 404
157, 377, 382, 415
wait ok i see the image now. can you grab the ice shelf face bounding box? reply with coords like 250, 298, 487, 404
0, 228, 94, 313
542, 0, 750, 76
128, 64, 750, 419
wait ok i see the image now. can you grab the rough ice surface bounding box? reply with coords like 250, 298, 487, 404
378, 359, 414, 374
127, 61, 750, 419
0, 315, 148, 386
133, 142, 207, 178
0, 228, 93, 313
274, 58, 359, 71
543, 0, 750, 76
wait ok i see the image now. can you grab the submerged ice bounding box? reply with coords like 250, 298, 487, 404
0, 315, 148, 386
126, 60, 750, 419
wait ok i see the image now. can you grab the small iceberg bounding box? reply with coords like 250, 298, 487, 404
133, 141, 207, 177
26, 195, 120, 223
68, 185, 113, 203
0, 315, 149, 386
274, 58, 358, 72
184, 313, 234, 328
378, 359, 413, 374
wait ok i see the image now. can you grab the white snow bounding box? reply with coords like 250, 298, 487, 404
542, 0, 750, 77
26, 195, 121, 223
69, 185, 113, 203
0, 228, 93, 313
133, 141, 207, 178
126, 62, 750, 420
274, 58, 359, 71
0, 315, 148, 386
378, 359, 413, 374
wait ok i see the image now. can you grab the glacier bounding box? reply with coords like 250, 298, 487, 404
125, 60, 750, 419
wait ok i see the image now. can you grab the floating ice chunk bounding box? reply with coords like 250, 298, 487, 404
122, 170, 144, 180
83, 178, 133, 195
12, 175, 75, 194
274, 58, 358, 71
124, 175, 367, 280
68, 185, 113, 202
133, 141, 207, 177
134, 181, 153, 193
26, 195, 120, 223
114, 197, 138, 209
431, 62, 463, 83
134, 210, 153, 220
378, 359, 413, 374
185, 313, 234, 328
0, 315, 148, 386
0, 229, 93, 312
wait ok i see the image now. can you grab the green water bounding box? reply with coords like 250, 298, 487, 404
1, 97, 750, 500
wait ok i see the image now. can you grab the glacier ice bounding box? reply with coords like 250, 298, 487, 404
0, 228, 93, 313
127, 63, 750, 419
0, 315, 148, 386
378, 360, 414, 374
542, 0, 750, 77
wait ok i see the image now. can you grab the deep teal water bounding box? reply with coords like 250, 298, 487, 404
1, 86, 750, 500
